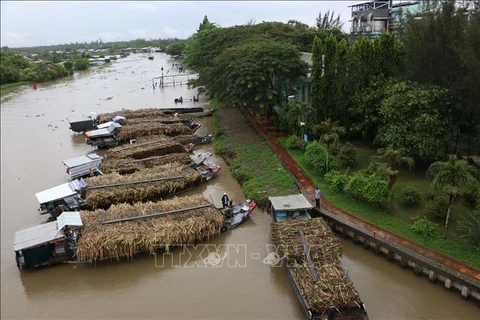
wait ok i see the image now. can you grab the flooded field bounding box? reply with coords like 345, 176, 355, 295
1, 53, 478, 319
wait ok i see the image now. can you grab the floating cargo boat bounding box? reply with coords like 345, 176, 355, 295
14, 212, 83, 270
62, 153, 104, 180
15, 195, 254, 270
68, 112, 98, 133
190, 152, 221, 182
219, 199, 257, 232
269, 194, 368, 320
35, 179, 87, 216
37, 162, 215, 215
85, 122, 122, 149
97, 108, 170, 123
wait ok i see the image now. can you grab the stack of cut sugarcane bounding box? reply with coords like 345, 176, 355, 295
97, 108, 168, 123
107, 136, 186, 160
271, 219, 364, 314
84, 162, 201, 209
76, 194, 225, 262
118, 122, 193, 141
100, 153, 192, 175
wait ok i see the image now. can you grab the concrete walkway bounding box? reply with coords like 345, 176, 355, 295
247, 113, 480, 282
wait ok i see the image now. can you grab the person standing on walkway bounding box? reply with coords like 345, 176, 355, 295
314, 186, 321, 209
221, 193, 230, 208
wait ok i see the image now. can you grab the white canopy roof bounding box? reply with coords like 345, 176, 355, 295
14, 221, 64, 251
57, 212, 83, 231
62, 153, 102, 168
269, 194, 313, 211
35, 183, 77, 204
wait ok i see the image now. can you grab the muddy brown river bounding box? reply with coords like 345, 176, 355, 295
1, 53, 479, 319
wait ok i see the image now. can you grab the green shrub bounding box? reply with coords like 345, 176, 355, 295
330, 140, 342, 156
285, 135, 301, 150
305, 141, 339, 175
363, 173, 389, 206
338, 142, 358, 167
424, 197, 448, 221
345, 172, 368, 201
324, 170, 349, 191
401, 186, 422, 206
411, 216, 437, 238
463, 187, 480, 208
457, 209, 480, 248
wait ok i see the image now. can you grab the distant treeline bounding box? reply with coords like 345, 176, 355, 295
2, 38, 188, 54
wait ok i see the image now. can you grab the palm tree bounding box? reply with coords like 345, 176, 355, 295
427, 154, 478, 238
316, 10, 344, 31
318, 118, 345, 150
373, 146, 414, 213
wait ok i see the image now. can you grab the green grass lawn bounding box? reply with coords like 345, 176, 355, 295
213, 111, 298, 207
280, 138, 480, 268
0, 81, 29, 94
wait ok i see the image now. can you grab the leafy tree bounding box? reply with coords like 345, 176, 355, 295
198, 15, 216, 32
316, 10, 344, 31
457, 209, 480, 248
377, 80, 454, 162
317, 118, 345, 150
427, 154, 479, 238
206, 40, 307, 113
165, 42, 186, 56
402, 1, 480, 154
372, 146, 414, 213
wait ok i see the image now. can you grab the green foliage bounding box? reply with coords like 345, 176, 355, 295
344, 171, 368, 201
363, 173, 389, 206
284, 143, 480, 267
457, 209, 480, 248
316, 10, 344, 31
285, 135, 301, 150
377, 80, 454, 162
401, 186, 422, 206
165, 42, 186, 56
424, 197, 449, 221
411, 216, 437, 239
305, 140, 338, 175
338, 142, 357, 167
324, 170, 349, 191
344, 171, 388, 206
463, 187, 480, 209
74, 58, 90, 70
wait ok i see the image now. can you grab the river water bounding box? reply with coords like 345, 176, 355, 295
1, 53, 478, 319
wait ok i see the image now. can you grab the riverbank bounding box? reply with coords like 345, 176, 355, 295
0, 82, 29, 96
213, 105, 480, 304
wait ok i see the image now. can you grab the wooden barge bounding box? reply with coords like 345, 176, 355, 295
269, 194, 368, 320
15, 195, 257, 270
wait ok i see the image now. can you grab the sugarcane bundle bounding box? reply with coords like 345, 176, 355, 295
84, 163, 202, 209
97, 108, 168, 123
271, 219, 342, 263
123, 117, 185, 125
100, 153, 192, 175
118, 122, 193, 141
76, 194, 226, 262
174, 134, 204, 145
107, 137, 186, 160
289, 260, 364, 313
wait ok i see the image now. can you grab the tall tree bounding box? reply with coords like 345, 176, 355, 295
373, 146, 414, 213
377, 80, 454, 162
427, 154, 478, 238
316, 10, 344, 31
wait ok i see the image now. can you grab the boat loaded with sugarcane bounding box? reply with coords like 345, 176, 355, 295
15, 194, 257, 270
269, 194, 368, 320
38, 160, 221, 217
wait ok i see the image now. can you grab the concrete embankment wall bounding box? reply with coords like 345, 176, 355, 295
314, 208, 480, 305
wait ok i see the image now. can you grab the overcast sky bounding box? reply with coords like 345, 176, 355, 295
1, 1, 364, 48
